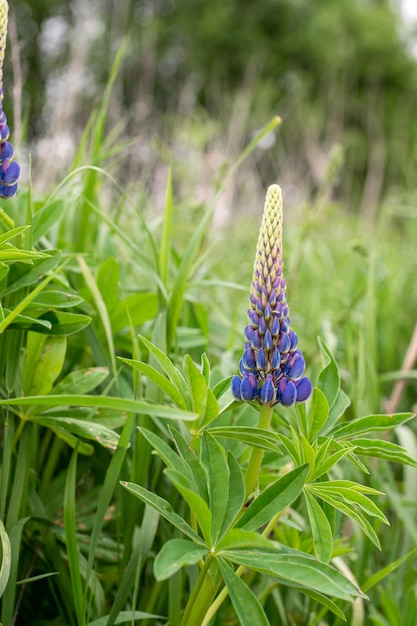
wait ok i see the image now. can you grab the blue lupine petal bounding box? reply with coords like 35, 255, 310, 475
295, 377, 313, 402
2, 161, 20, 184
284, 353, 306, 381
242, 348, 256, 370
231, 375, 242, 400
0, 182, 17, 198
256, 348, 267, 370
264, 329, 273, 350
271, 348, 281, 370
271, 316, 280, 336
260, 374, 275, 404
279, 379, 297, 406
277, 332, 291, 353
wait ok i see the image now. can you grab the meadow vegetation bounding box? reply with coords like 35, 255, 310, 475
1, 1, 417, 624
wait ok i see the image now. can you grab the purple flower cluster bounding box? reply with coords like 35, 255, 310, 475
0, 1, 20, 199
231, 185, 312, 407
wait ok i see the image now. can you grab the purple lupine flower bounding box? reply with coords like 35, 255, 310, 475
232, 185, 312, 407
0, 0, 20, 198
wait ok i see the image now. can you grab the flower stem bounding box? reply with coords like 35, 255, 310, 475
244, 403, 274, 499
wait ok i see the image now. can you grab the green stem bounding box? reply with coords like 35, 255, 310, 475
180, 555, 220, 626
244, 403, 274, 499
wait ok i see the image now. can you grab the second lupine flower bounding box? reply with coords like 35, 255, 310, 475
0, 0, 19, 198
232, 184, 312, 406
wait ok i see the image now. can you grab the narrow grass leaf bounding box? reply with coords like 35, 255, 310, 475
304, 490, 333, 563
361, 548, 417, 593
64, 449, 84, 625
120, 481, 203, 544
237, 465, 309, 531
88, 611, 163, 625
218, 558, 269, 626
154, 539, 207, 581
0, 394, 197, 421
0, 519, 11, 598
159, 167, 173, 287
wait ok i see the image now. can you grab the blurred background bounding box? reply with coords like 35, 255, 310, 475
6, 0, 417, 222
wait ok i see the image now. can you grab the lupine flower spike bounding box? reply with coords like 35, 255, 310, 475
232, 184, 312, 407
0, 0, 19, 198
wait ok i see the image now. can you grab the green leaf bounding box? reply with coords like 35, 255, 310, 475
183, 354, 207, 418
154, 539, 207, 581
34, 310, 92, 336
51, 366, 109, 395
22, 333, 67, 397
88, 610, 163, 625
159, 167, 173, 287
33, 415, 120, 450
0, 519, 11, 599
301, 588, 347, 621
165, 469, 212, 545
218, 558, 269, 626
0, 248, 50, 263
210, 426, 281, 452
28, 289, 84, 309
120, 481, 203, 544
169, 427, 208, 501
64, 450, 84, 625
311, 442, 355, 481
329, 412, 415, 439
317, 338, 340, 410
198, 387, 219, 429
110, 293, 159, 332
119, 357, 188, 409
139, 335, 189, 399
361, 548, 417, 593
0, 250, 61, 297
201, 432, 230, 543
216, 529, 274, 552
304, 490, 333, 563
238, 465, 309, 531
348, 438, 417, 467
139, 428, 192, 482
0, 225, 30, 247
0, 394, 197, 421
222, 548, 363, 601
326, 389, 351, 431
308, 387, 330, 440
217, 452, 246, 541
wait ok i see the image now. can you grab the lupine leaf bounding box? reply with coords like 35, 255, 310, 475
0, 225, 30, 246
51, 366, 109, 395
304, 490, 333, 563
209, 426, 281, 452
169, 427, 208, 501
222, 549, 363, 601
34, 311, 92, 336
120, 482, 203, 544
154, 539, 207, 581
28, 290, 84, 309
326, 389, 351, 431
119, 358, 188, 409
218, 558, 269, 626
348, 438, 417, 467
312, 443, 356, 480
139, 428, 192, 482
0, 249, 61, 297
165, 468, 212, 545
308, 387, 329, 440
32, 199, 65, 241
217, 452, 246, 541
329, 412, 415, 439
110, 293, 159, 332
309, 487, 382, 548
139, 335, 189, 399
22, 333, 67, 397
33, 416, 120, 450
237, 465, 309, 531
216, 529, 274, 551
201, 432, 229, 543
0, 249, 50, 262
184, 354, 208, 418
198, 387, 219, 429
317, 338, 340, 411
301, 588, 347, 621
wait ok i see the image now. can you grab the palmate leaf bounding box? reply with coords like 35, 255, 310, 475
201, 432, 230, 543
237, 465, 309, 531
154, 539, 208, 581
218, 558, 269, 626
221, 548, 363, 602
209, 426, 282, 452
348, 438, 417, 467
